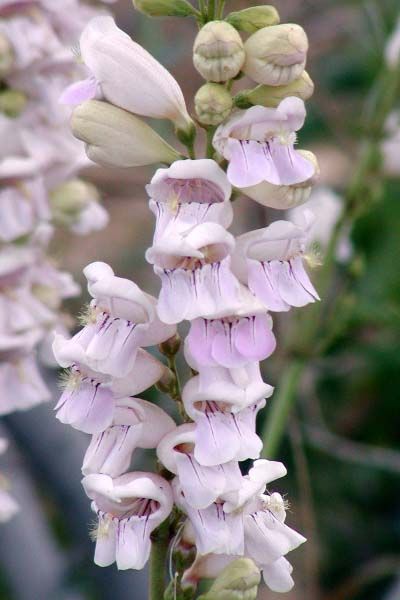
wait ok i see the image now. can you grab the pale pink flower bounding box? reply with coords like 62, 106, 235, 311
53, 333, 166, 433
147, 159, 233, 241
147, 222, 240, 324
232, 210, 319, 311
183, 354, 273, 412
157, 424, 242, 510
68, 261, 175, 378
82, 397, 175, 477
185, 286, 276, 369
173, 478, 245, 557
182, 376, 266, 466
213, 97, 314, 188
82, 472, 173, 570
61, 16, 193, 132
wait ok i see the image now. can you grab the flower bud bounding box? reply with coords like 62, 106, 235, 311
159, 333, 181, 357
193, 21, 245, 82
198, 559, 261, 600
132, 0, 195, 17
50, 179, 98, 226
243, 24, 308, 86
234, 71, 314, 109
242, 150, 319, 209
226, 5, 280, 34
0, 33, 13, 78
194, 83, 233, 126
0, 89, 27, 117
72, 100, 181, 168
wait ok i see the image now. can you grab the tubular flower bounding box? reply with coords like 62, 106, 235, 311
147, 159, 233, 240
68, 261, 175, 378
82, 472, 173, 570
232, 211, 320, 311
157, 424, 242, 510
146, 222, 241, 324
213, 97, 315, 188
53, 333, 166, 433
83, 397, 175, 477
61, 16, 193, 133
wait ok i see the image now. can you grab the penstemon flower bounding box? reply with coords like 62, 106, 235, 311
0, 0, 112, 521
52, 2, 325, 597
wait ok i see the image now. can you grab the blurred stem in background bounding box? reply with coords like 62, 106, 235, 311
262, 59, 400, 459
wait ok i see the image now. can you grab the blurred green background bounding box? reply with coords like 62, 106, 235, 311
1, 0, 400, 599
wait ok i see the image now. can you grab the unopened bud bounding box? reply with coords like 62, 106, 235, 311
226, 5, 280, 34
195, 83, 232, 126
159, 333, 181, 357
243, 150, 319, 209
198, 559, 261, 600
0, 89, 27, 117
72, 100, 181, 168
50, 179, 99, 227
243, 23, 308, 86
132, 0, 195, 17
0, 33, 13, 78
193, 21, 245, 82
234, 71, 314, 109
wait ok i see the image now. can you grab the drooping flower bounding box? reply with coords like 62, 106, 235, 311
183, 354, 273, 411
232, 210, 320, 311
61, 16, 193, 133
185, 286, 276, 369
213, 97, 315, 188
157, 423, 242, 509
147, 159, 233, 241
53, 333, 166, 433
173, 478, 245, 557
82, 472, 173, 570
67, 261, 175, 378
146, 222, 241, 324
182, 376, 266, 466
83, 397, 175, 477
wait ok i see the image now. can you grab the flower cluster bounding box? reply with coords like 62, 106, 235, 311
0, 0, 111, 521
54, 3, 323, 596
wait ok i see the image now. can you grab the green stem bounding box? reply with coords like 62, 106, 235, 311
216, 0, 225, 18
198, 0, 207, 19
206, 126, 216, 158
207, 0, 216, 20
167, 354, 187, 422
262, 360, 305, 458
149, 522, 170, 600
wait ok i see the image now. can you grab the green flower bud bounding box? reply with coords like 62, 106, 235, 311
193, 21, 245, 83
132, 0, 195, 17
50, 179, 99, 226
71, 100, 181, 168
234, 71, 314, 109
0, 33, 14, 78
243, 23, 308, 86
198, 559, 261, 600
0, 89, 27, 117
226, 5, 280, 34
194, 83, 233, 126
